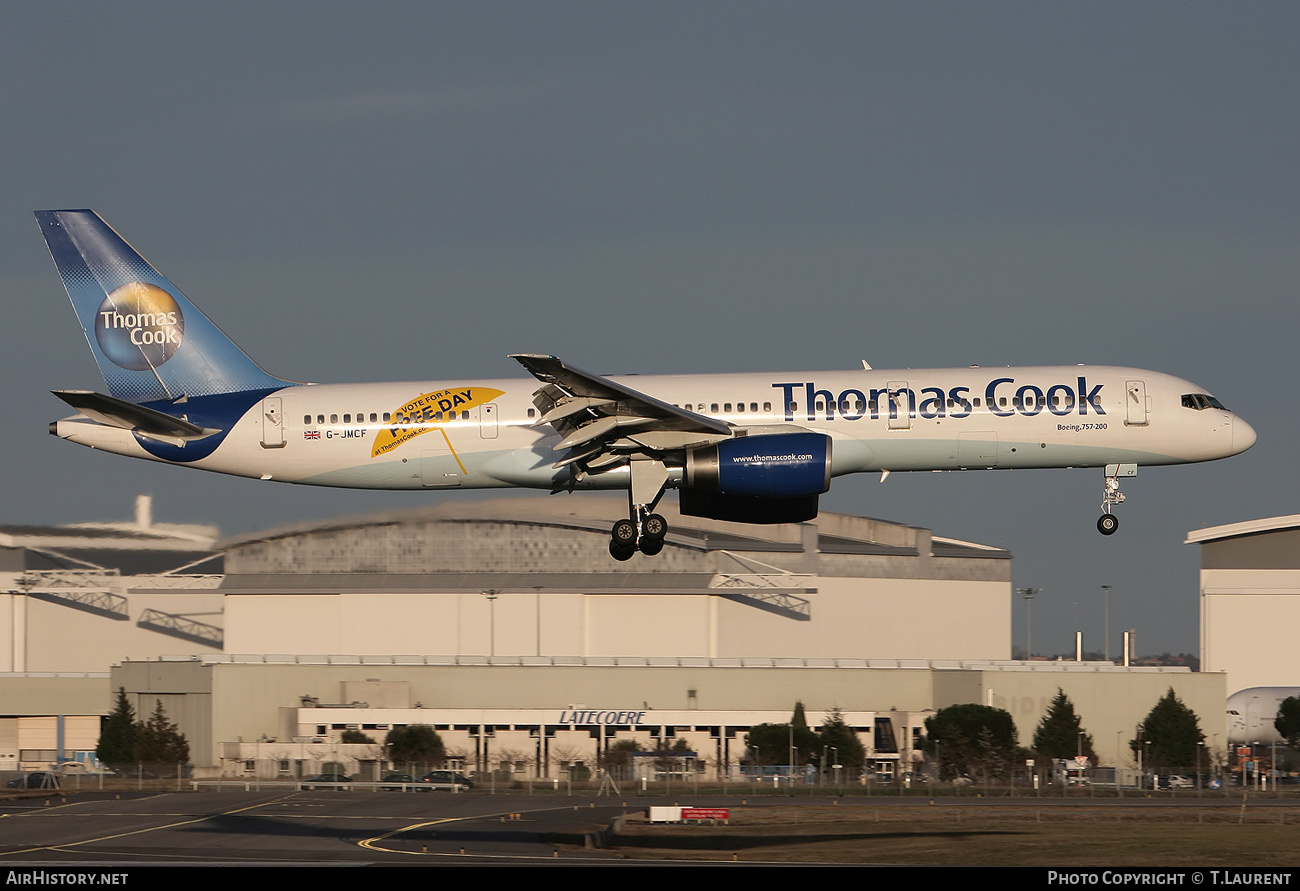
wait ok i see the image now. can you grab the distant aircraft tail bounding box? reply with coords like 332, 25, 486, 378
35, 210, 291, 403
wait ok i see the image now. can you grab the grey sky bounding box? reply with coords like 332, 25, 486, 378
2, 2, 1295, 656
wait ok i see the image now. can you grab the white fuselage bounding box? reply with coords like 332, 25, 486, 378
52, 364, 1254, 491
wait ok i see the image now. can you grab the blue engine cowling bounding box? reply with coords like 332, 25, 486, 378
684, 432, 832, 498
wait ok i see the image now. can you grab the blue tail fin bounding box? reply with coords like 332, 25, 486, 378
36, 210, 292, 403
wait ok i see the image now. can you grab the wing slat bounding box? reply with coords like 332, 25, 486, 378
511, 354, 734, 479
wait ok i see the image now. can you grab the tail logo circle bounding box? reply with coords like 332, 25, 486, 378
94, 283, 185, 370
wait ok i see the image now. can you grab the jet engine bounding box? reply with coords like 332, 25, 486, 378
680, 432, 831, 524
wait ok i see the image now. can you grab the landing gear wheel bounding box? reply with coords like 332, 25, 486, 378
642, 513, 668, 541
609, 540, 636, 561
638, 537, 665, 556
1097, 514, 1119, 535
611, 519, 637, 547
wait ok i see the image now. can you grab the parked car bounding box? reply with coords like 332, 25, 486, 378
1164, 775, 1193, 789
6, 772, 59, 789
301, 773, 352, 790
379, 773, 415, 791
418, 770, 474, 791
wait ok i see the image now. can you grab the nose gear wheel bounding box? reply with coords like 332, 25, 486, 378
1097, 464, 1134, 536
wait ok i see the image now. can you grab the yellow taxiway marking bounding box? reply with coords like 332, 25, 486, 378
358, 816, 461, 852
358, 804, 602, 859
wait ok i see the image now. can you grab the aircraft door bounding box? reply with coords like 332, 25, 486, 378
886, 381, 911, 430
959, 432, 998, 468
1125, 380, 1148, 426
421, 443, 464, 487
479, 403, 498, 439
260, 397, 285, 449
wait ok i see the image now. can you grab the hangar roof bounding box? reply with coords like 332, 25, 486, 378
217, 495, 1009, 589
220, 494, 1007, 558
1185, 515, 1300, 544
0, 521, 220, 574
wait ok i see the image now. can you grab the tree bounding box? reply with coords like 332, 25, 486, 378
549, 743, 584, 775
1130, 688, 1205, 771
818, 708, 866, 774
97, 688, 137, 769
749, 701, 824, 767
385, 724, 445, 768
341, 729, 376, 744
1275, 697, 1300, 749
924, 704, 1018, 780
746, 721, 822, 767
134, 699, 189, 768
1033, 689, 1097, 763
651, 738, 694, 777
602, 739, 642, 779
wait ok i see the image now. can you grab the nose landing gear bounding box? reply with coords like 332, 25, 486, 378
1097, 463, 1137, 536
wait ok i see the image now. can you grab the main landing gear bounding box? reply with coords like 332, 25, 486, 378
609, 458, 671, 561
1097, 463, 1137, 536
609, 509, 669, 560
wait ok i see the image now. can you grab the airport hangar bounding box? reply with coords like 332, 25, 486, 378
78, 495, 1219, 780
1189, 514, 1300, 695
0, 498, 222, 774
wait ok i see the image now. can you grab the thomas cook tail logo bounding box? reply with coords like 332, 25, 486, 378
94, 282, 185, 371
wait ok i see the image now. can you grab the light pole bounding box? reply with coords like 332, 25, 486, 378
1117, 730, 1124, 797
1017, 587, 1040, 659
1197, 741, 1205, 797
482, 589, 499, 656
1136, 725, 1145, 790
1211, 733, 1220, 789
1101, 585, 1112, 662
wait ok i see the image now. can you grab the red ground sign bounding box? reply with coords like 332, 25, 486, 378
681, 808, 730, 820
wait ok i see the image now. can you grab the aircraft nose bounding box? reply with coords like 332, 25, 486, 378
1233, 416, 1257, 454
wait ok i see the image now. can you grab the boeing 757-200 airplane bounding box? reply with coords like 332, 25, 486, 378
37, 210, 1256, 559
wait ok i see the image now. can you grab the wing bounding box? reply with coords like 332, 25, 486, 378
510, 354, 732, 477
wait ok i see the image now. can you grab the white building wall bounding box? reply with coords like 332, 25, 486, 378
1201, 568, 1300, 693
224, 578, 1008, 662
0, 587, 222, 672
719, 577, 1008, 660
274, 706, 898, 781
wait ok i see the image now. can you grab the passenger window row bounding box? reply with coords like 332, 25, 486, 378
673, 402, 775, 414
305, 412, 388, 425
302, 411, 478, 426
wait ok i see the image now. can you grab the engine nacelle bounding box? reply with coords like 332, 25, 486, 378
679, 489, 820, 524
684, 432, 832, 498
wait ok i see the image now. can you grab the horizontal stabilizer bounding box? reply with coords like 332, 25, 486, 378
53, 390, 221, 444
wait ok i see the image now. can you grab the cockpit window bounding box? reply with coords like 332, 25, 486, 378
1182, 393, 1228, 411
